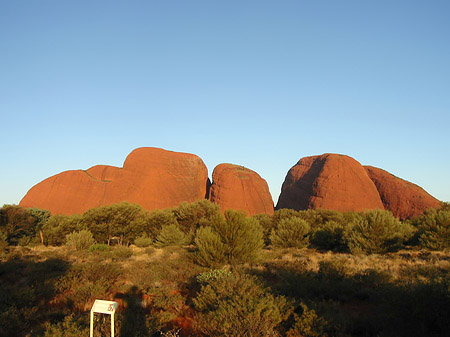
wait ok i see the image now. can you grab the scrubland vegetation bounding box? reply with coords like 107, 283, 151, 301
1, 201, 450, 336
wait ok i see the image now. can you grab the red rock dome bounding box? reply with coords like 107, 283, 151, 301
209, 163, 274, 215
276, 154, 384, 212
20, 147, 209, 215
364, 165, 440, 220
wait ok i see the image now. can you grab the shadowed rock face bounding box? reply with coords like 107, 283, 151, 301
209, 163, 274, 215
276, 154, 384, 212
20, 147, 209, 215
364, 166, 440, 220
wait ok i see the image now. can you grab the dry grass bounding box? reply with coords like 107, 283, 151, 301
261, 247, 450, 282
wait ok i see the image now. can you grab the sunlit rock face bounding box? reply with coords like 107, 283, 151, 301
364, 165, 440, 220
276, 154, 384, 213
209, 163, 274, 215
20, 147, 209, 215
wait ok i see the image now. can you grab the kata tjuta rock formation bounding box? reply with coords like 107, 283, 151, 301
364, 166, 440, 220
276, 154, 384, 213
20, 147, 209, 215
276, 153, 440, 219
209, 163, 274, 215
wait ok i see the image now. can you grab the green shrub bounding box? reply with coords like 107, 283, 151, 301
172, 200, 221, 234
44, 314, 89, 337
0, 205, 38, 245
417, 209, 450, 250
252, 213, 274, 244
286, 303, 329, 337
55, 262, 121, 310
270, 217, 310, 248
144, 208, 179, 239
0, 230, 8, 252
111, 246, 133, 259
154, 224, 189, 247
196, 269, 233, 284
65, 230, 95, 250
81, 202, 149, 245
194, 210, 264, 267
347, 210, 414, 254
89, 243, 109, 252
311, 221, 348, 252
193, 272, 292, 337
194, 226, 227, 267
134, 234, 153, 247
43, 214, 83, 246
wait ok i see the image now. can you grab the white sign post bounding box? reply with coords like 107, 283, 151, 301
90, 299, 119, 337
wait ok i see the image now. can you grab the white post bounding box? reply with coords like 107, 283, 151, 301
90, 299, 118, 337
90, 310, 94, 337
111, 314, 115, 337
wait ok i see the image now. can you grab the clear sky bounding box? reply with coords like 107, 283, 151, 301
1, 0, 449, 208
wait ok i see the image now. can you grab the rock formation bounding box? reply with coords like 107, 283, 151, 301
276, 154, 384, 212
209, 163, 274, 215
20, 147, 209, 215
364, 166, 440, 220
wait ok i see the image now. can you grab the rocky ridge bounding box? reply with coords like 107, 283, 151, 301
20, 148, 440, 219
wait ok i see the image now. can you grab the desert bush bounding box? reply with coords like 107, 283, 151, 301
0, 258, 69, 336
65, 230, 95, 251
311, 221, 348, 252
416, 209, 450, 250
0, 205, 40, 245
193, 272, 292, 337
143, 208, 179, 238
286, 303, 329, 337
44, 314, 89, 337
173, 200, 221, 234
134, 234, 153, 247
81, 202, 149, 245
194, 210, 264, 267
111, 245, 133, 260
270, 217, 311, 248
89, 243, 109, 252
194, 226, 227, 267
297, 209, 346, 230
154, 224, 189, 247
55, 262, 121, 310
42, 214, 83, 246
196, 269, 233, 284
0, 231, 8, 252
347, 210, 415, 254
252, 213, 274, 244
272, 209, 301, 226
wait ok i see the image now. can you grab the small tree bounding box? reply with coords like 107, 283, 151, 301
42, 214, 83, 246
417, 209, 450, 250
173, 200, 221, 234
154, 224, 189, 247
134, 234, 153, 248
347, 210, 414, 254
194, 210, 264, 267
65, 230, 95, 250
311, 221, 348, 252
144, 209, 179, 239
193, 272, 292, 337
0, 205, 38, 245
81, 202, 148, 245
270, 217, 310, 248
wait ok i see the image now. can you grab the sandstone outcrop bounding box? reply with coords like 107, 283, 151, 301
364, 166, 440, 220
20, 147, 209, 215
209, 163, 274, 215
276, 154, 384, 212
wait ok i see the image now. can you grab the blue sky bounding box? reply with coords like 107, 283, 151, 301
1, 0, 449, 207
